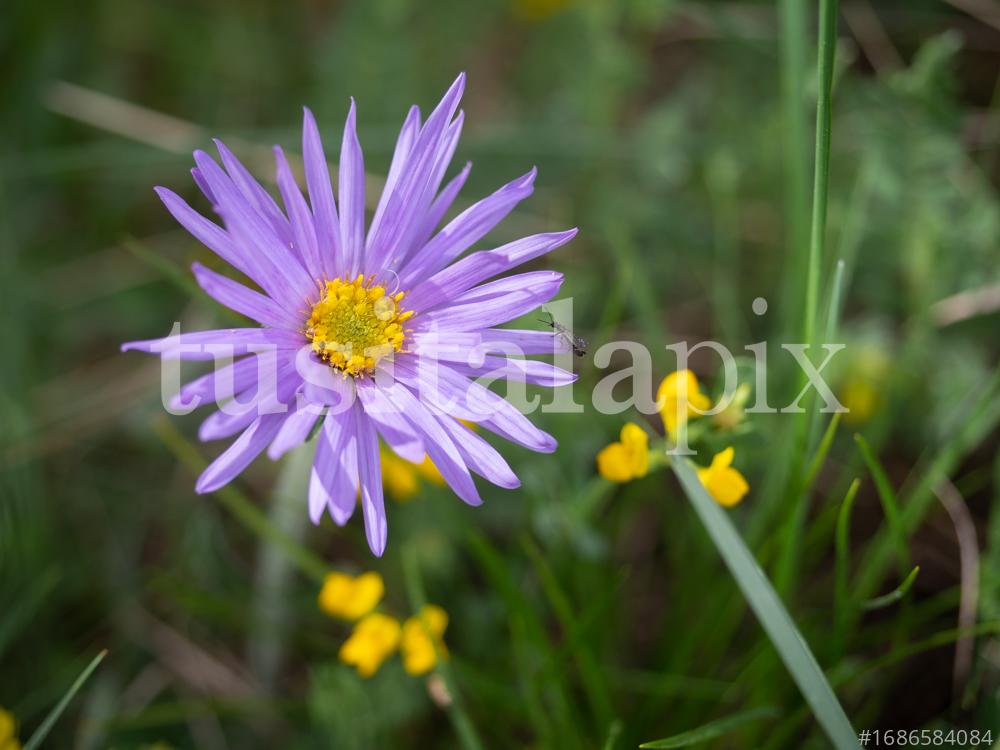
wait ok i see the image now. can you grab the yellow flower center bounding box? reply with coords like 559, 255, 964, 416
306, 275, 413, 377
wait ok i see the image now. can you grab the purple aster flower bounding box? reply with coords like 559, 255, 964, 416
122, 74, 577, 556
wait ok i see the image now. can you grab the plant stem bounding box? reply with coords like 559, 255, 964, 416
401, 545, 486, 750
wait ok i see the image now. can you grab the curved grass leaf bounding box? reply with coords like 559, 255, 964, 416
640, 706, 778, 749
862, 566, 920, 611
854, 433, 911, 577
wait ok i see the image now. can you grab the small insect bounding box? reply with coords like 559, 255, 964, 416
539, 311, 588, 357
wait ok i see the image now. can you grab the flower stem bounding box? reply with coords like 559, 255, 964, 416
401, 545, 486, 750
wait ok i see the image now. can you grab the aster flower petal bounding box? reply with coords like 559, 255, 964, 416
415, 272, 563, 331
213, 138, 293, 249
368, 105, 421, 244
169, 355, 267, 412
445, 357, 578, 387
273, 145, 325, 282
190, 167, 214, 203
432, 413, 520, 489
400, 167, 537, 287
356, 407, 389, 556
477, 413, 558, 454
408, 332, 485, 359
338, 98, 366, 277
155, 187, 269, 288
407, 229, 577, 311
199, 401, 260, 442
378, 380, 482, 507
192, 150, 315, 304
479, 328, 572, 355
394, 359, 556, 454
268, 406, 321, 460
412, 160, 472, 254
197, 360, 299, 441
310, 406, 358, 524
191, 262, 301, 329
196, 414, 287, 494
297, 354, 356, 408
302, 107, 342, 280
399, 113, 466, 261
356, 379, 426, 464
122, 328, 303, 359
365, 73, 465, 275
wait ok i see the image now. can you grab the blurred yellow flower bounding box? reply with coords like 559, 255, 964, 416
513, 0, 572, 22
840, 377, 878, 425
657, 370, 712, 439
712, 382, 751, 431
596, 422, 649, 482
380, 448, 445, 502
339, 612, 402, 678
697, 447, 749, 507
401, 605, 449, 676
318, 571, 384, 621
0, 707, 20, 750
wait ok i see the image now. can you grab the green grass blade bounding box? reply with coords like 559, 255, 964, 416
803, 412, 842, 493
862, 566, 920, 611
521, 536, 616, 732
23, 649, 107, 750
778, 0, 809, 333
639, 706, 779, 749
671, 459, 859, 749
834, 478, 862, 656
803, 0, 838, 350
854, 433, 912, 577
121, 234, 203, 300
774, 0, 841, 598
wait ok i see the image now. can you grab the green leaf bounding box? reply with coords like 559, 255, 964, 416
23, 650, 107, 750
639, 706, 778, 748
834, 478, 862, 656
671, 459, 859, 749
854, 433, 912, 577
862, 566, 920, 611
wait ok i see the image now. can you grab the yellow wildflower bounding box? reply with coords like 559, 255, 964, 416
401, 605, 449, 676
697, 447, 749, 507
596, 423, 649, 482
318, 571, 384, 621
657, 370, 712, 439
339, 612, 402, 678
0, 707, 20, 750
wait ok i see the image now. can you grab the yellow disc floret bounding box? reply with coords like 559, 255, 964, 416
306, 275, 413, 377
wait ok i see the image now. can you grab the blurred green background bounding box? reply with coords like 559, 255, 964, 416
3, 0, 1000, 747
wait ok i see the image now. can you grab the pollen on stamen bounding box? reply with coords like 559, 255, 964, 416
306, 274, 414, 377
